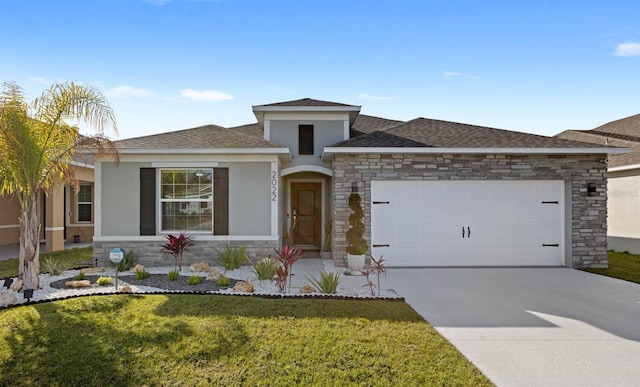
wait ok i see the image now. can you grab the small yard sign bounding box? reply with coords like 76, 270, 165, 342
109, 248, 124, 264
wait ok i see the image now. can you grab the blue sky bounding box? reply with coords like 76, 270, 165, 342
1, 0, 639, 139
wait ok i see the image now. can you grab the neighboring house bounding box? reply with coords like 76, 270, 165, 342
556, 113, 640, 253
92, 98, 625, 268
0, 159, 96, 253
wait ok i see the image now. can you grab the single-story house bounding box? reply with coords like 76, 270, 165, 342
91, 98, 626, 268
556, 113, 640, 253
0, 159, 96, 252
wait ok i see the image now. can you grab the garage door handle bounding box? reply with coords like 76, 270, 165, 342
373, 244, 390, 248
468, 226, 471, 238
373, 201, 390, 204
462, 226, 465, 238
542, 244, 559, 247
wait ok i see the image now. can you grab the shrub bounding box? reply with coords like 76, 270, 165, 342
74, 271, 86, 280
216, 245, 248, 270
273, 245, 303, 293
306, 270, 341, 294
117, 250, 134, 271
167, 270, 179, 281
346, 193, 367, 255
41, 257, 67, 276
161, 233, 194, 271
187, 276, 202, 285
249, 256, 277, 281
96, 276, 112, 286
217, 276, 230, 287
135, 270, 150, 280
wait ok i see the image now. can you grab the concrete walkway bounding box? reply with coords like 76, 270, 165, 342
384, 267, 640, 386
0, 242, 92, 261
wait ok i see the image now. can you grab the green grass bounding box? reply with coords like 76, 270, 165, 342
582, 251, 640, 284
0, 295, 492, 386
0, 247, 93, 279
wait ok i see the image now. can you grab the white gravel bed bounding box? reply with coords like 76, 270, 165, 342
1, 263, 400, 307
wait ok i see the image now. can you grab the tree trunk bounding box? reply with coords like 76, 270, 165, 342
19, 193, 41, 290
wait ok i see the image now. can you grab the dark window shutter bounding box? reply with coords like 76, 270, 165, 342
214, 168, 229, 235
140, 168, 156, 235
298, 125, 314, 155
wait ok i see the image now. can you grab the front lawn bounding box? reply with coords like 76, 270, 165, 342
0, 247, 93, 278
0, 295, 492, 386
582, 251, 640, 284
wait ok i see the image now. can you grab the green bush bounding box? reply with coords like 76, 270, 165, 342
305, 270, 341, 294
216, 245, 248, 270
135, 270, 150, 280
117, 251, 134, 271
167, 270, 179, 281
41, 257, 67, 276
96, 276, 112, 286
217, 275, 230, 287
74, 271, 86, 280
187, 276, 202, 285
250, 256, 277, 281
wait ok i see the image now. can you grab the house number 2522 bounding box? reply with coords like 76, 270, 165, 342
271, 171, 277, 201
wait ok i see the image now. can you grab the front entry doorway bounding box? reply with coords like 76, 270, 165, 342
290, 182, 321, 249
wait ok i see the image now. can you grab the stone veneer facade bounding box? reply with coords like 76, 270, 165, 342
331, 153, 608, 269
93, 239, 280, 268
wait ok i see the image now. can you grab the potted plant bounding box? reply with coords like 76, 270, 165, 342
346, 191, 367, 271
320, 218, 332, 259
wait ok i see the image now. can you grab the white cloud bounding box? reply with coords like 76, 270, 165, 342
107, 85, 152, 98
443, 71, 476, 78
180, 89, 234, 102
614, 42, 640, 57
357, 93, 393, 101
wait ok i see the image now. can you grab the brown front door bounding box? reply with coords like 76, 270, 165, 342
291, 182, 321, 248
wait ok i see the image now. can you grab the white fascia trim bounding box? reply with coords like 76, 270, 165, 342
252, 106, 361, 113
281, 165, 333, 177
608, 163, 640, 172
0, 224, 20, 229
70, 161, 95, 169
94, 235, 279, 242
152, 162, 219, 168
322, 147, 628, 155
117, 148, 291, 155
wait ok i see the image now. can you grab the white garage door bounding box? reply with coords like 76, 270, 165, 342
371, 180, 564, 266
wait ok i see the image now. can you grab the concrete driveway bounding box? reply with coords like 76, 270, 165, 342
385, 268, 640, 386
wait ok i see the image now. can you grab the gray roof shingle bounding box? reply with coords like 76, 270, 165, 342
334, 118, 606, 149
258, 98, 357, 107
116, 124, 285, 150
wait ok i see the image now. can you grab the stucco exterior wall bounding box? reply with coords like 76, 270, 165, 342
607, 169, 640, 253
332, 153, 608, 269
0, 194, 20, 245
270, 120, 344, 157
226, 162, 271, 235
100, 162, 148, 236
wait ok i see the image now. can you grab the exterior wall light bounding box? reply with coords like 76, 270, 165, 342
587, 183, 597, 196
351, 182, 358, 193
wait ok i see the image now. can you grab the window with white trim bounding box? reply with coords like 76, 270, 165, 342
160, 169, 213, 232
77, 184, 92, 222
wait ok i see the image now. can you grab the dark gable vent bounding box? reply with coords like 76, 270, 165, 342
298, 125, 314, 155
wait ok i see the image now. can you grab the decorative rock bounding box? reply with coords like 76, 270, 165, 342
81, 267, 105, 274
0, 290, 18, 306
206, 268, 222, 281
65, 280, 91, 288
300, 284, 315, 294
121, 286, 132, 293
190, 262, 211, 272
10, 279, 22, 292
132, 264, 145, 273
233, 281, 254, 293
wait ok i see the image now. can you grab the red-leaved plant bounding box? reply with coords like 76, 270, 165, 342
273, 245, 303, 293
161, 233, 194, 271
371, 255, 387, 296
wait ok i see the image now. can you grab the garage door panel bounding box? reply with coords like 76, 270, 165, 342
371, 180, 564, 267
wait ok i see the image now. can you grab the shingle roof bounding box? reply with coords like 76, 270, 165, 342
259, 98, 357, 107
228, 122, 263, 137
334, 118, 605, 149
555, 113, 640, 167
351, 114, 404, 136
116, 124, 285, 149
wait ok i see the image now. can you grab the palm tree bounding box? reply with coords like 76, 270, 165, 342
0, 82, 117, 291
